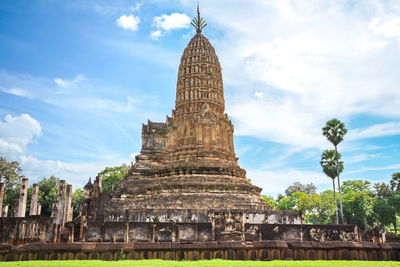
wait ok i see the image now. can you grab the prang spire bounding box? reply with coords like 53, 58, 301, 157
191, 4, 207, 33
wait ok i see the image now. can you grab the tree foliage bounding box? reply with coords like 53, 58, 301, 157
0, 157, 24, 215
97, 164, 130, 193
72, 188, 84, 218
341, 180, 375, 230
261, 195, 276, 209
285, 182, 316, 196
322, 118, 348, 147
390, 172, 400, 192
38, 176, 60, 216
275, 187, 336, 224
320, 150, 343, 179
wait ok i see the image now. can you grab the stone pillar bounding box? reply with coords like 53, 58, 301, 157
70, 224, 75, 243
37, 204, 42, 215
16, 178, 28, 217
29, 183, 39, 216
54, 180, 66, 225
2, 205, 8, 217
64, 184, 73, 222
0, 183, 4, 217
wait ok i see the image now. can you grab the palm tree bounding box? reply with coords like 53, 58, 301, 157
322, 118, 347, 224
320, 149, 344, 224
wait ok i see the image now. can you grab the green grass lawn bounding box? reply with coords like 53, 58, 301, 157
0, 260, 399, 267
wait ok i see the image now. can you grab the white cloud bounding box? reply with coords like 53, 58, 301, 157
346, 153, 382, 164
18, 155, 130, 188
153, 13, 190, 31
0, 114, 41, 157
116, 14, 140, 31
348, 122, 400, 140
228, 97, 326, 149
0, 70, 140, 113
346, 163, 400, 174
254, 91, 264, 99
361, 41, 387, 52
0, 87, 32, 98
54, 74, 85, 88
130, 1, 142, 12
0, 113, 130, 188
151, 13, 190, 39
369, 17, 400, 41
150, 30, 162, 40
71, 96, 137, 112
248, 168, 329, 196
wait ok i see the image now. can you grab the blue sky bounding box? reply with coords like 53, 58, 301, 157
0, 0, 399, 196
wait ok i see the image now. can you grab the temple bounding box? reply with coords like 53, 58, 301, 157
0, 6, 399, 262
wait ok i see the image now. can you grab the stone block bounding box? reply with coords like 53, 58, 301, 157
205, 241, 218, 249
76, 252, 88, 260
215, 250, 223, 259
224, 249, 233, 260
101, 252, 113, 261
88, 252, 100, 260
126, 251, 140, 260
349, 249, 359, 260
367, 250, 378, 261
248, 249, 257, 260
270, 248, 281, 260
294, 249, 305, 260
19, 252, 29, 261
260, 249, 270, 260
66, 252, 75, 260
203, 250, 211, 260
282, 248, 293, 260
5, 253, 18, 261
305, 249, 317, 260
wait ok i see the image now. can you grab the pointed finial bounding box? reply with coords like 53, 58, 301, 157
191, 3, 207, 33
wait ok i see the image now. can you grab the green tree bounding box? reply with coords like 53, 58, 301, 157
318, 190, 338, 224
374, 197, 396, 229
295, 192, 319, 224
72, 188, 85, 218
388, 193, 400, 233
390, 172, 400, 192
284, 182, 316, 196
372, 181, 399, 232
97, 164, 130, 193
276, 191, 334, 224
322, 118, 347, 224
0, 157, 24, 215
38, 176, 60, 216
320, 149, 343, 224
373, 182, 392, 198
276, 195, 297, 211
341, 180, 374, 230
261, 195, 277, 209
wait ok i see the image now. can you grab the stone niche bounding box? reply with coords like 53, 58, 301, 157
129, 223, 151, 242
102, 222, 125, 242
178, 223, 198, 242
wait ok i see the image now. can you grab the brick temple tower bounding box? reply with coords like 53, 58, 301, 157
102, 7, 269, 219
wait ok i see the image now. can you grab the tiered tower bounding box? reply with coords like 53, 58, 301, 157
106, 7, 269, 215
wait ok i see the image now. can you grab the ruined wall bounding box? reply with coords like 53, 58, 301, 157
0, 178, 74, 245
0, 241, 398, 261
74, 221, 359, 244
0, 216, 56, 245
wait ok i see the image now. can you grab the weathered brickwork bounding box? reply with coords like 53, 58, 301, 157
106, 31, 268, 214
0, 241, 399, 261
